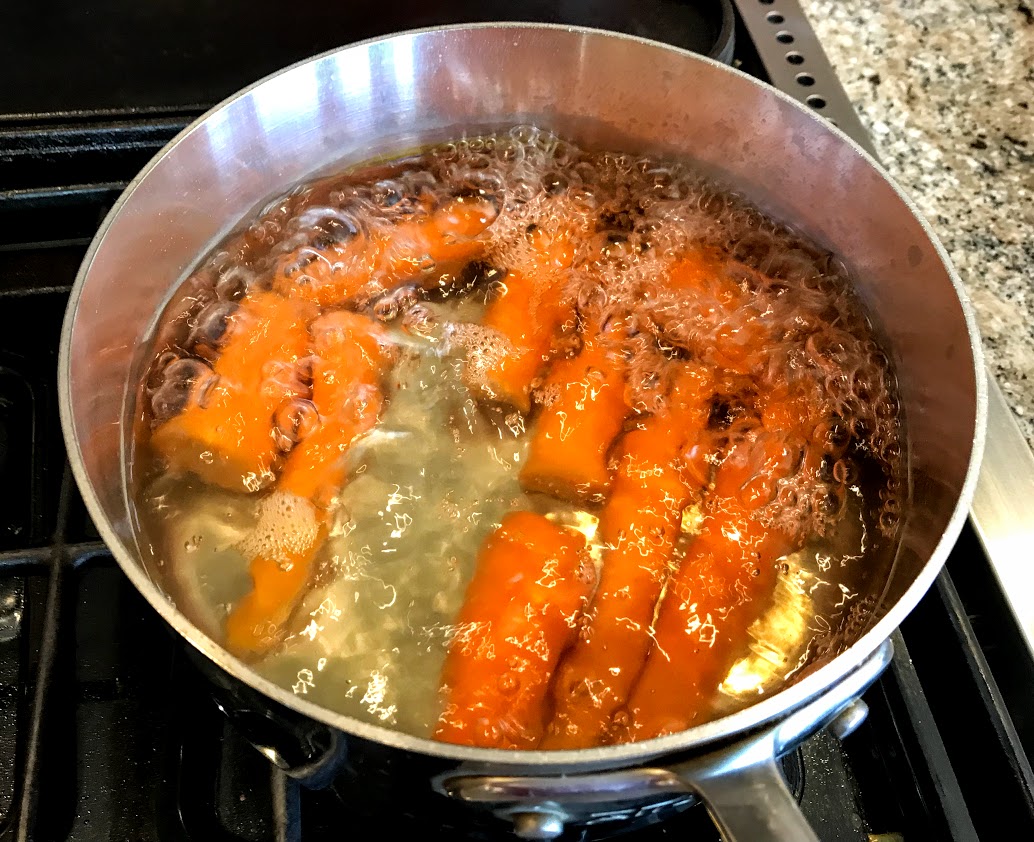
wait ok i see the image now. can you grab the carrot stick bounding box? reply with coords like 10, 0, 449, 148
519, 319, 630, 503
278, 311, 393, 502
224, 531, 326, 659
473, 227, 577, 412
652, 247, 771, 376
621, 425, 813, 741
224, 311, 394, 659
434, 511, 594, 749
664, 246, 731, 296
541, 365, 714, 749
273, 196, 497, 307
150, 291, 314, 493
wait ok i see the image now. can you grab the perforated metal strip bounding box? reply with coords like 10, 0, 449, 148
732, 0, 877, 156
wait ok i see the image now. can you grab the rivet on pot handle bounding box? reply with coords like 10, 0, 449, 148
440, 639, 894, 841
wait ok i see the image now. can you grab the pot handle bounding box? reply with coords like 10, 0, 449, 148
689, 753, 817, 842
673, 639, 893, 841
440, 638, 893, 841
183, 646, 349, 788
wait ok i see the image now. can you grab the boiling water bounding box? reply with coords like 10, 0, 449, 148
134, 127, 904, 742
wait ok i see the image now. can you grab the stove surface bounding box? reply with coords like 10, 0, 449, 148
0, 1, 731, 119
1, 2, 1032, 840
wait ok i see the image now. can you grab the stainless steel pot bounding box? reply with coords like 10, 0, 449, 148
58, 23, 986, 841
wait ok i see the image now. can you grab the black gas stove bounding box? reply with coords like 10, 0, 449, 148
2, 1, 1034, 840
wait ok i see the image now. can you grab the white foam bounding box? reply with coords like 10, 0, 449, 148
235, 491, 320, 567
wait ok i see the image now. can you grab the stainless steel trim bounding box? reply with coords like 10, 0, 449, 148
969, 379, 1034, 655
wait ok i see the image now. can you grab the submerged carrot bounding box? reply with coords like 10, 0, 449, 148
273, 196, 497, 307
224, 311, 394, 659
224, 527, 326, 659
654, 246, 771, 376
663, 246, 731, 297
621, 419, 816, 741
541, 366, 714, 749
519, 320, 630, 503
474, 226, 577, 412
150, 291, 314, 493
434, 511, 594, 749
278, 311, 394, 502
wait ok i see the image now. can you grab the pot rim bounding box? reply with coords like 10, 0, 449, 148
58, 21, 988, 768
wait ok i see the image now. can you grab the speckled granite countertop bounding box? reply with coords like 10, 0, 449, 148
801, 0, 1034, 448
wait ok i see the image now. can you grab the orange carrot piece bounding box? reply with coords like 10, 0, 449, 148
434, 511, 594, 749
273, 197, 497, 307
224, 529, 326, 659
278, 311, 394, 502
519, 321, 630, 503
475, 227, 576, 412
150, 291, 314, 493
541, 366, 714, 749
224, 311, 394, 658
621, 431, 804, 741
656, 247, 771, 376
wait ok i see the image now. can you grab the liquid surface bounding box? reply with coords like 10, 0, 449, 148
134, 127, 904, 749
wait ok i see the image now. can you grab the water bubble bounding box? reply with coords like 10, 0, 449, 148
372, 180, 405, 208
150, 358, 217, 422
373, 286, 419, 322
498, 672, 520, 695
214, 266, 256, 301
832, 458, 857, 486
273, 399, 321, 451
776, 485, 799, 509
402, 304, 436, 336
189, 300, 238, 361
816, 489, 845, 519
